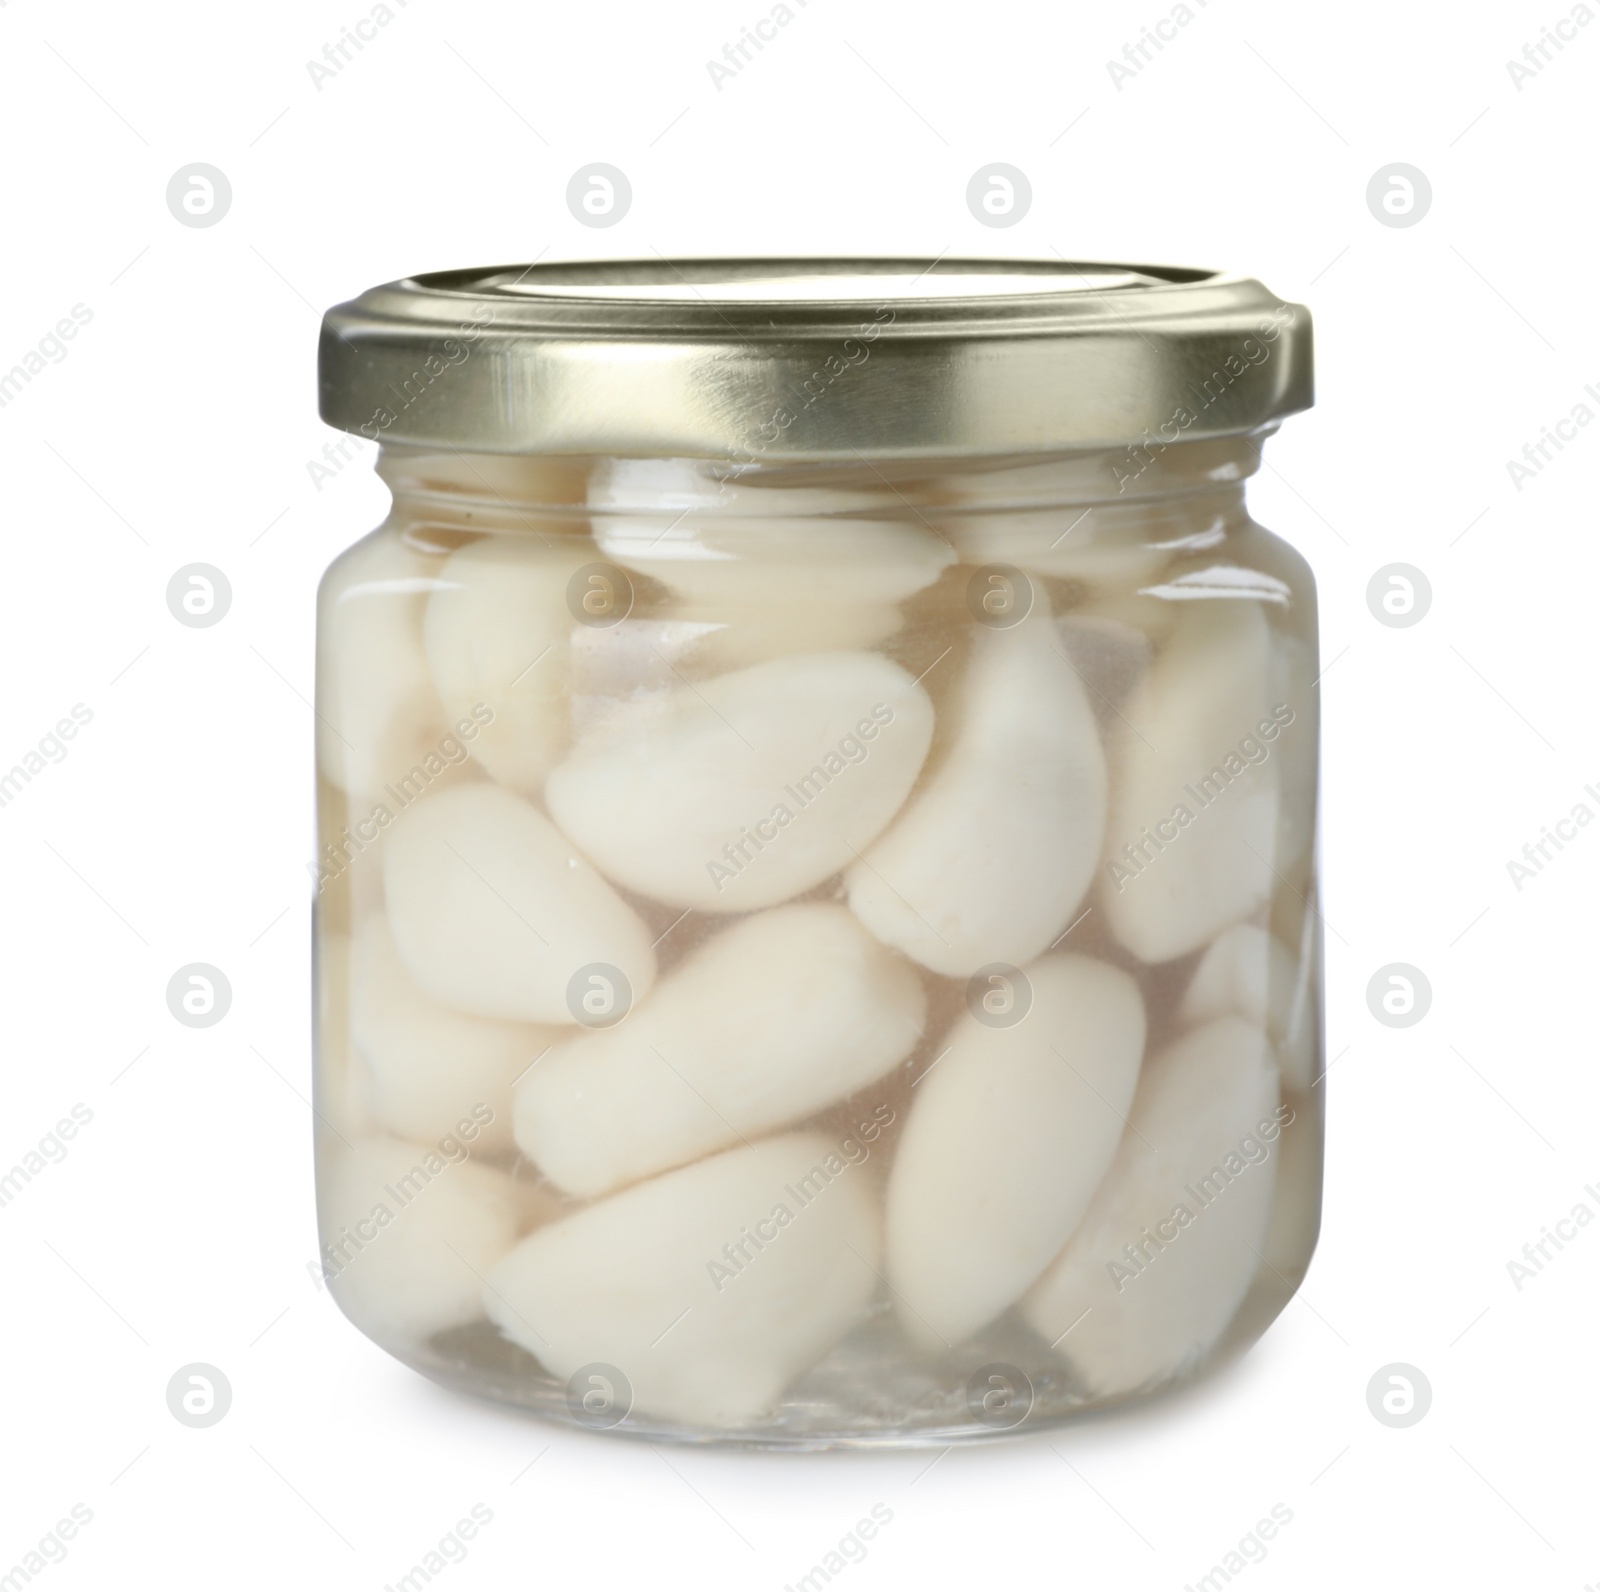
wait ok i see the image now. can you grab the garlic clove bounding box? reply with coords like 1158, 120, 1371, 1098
516, 903, 924, 1197
546, 651, 934, 912
885, 954, 1145, 1349
1179, 921, 1317, 1096
383, 784, 657, 1023
423, 534, 596, 797
485, 1132, 881, 1427
1022, 1016, 1280, 1398
1100, 599, 1281, 963
848, 602, 1106, 975
316, 533, 451, 804
588, 457, 953, 610
321, 1136, 521, 1348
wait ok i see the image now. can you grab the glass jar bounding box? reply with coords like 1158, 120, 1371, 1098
312, 260, 1320, 1446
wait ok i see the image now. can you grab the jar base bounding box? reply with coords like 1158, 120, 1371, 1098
377, 1273, 1307, 1449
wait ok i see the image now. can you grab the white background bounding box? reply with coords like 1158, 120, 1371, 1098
1, 0, 1594, 1587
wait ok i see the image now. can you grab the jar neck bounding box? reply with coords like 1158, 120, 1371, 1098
373, 431, 1267, 542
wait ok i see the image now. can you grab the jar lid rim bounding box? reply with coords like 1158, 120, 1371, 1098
319, 257, 1313, 459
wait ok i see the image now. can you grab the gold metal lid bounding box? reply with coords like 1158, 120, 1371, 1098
318, 258, 1312, 460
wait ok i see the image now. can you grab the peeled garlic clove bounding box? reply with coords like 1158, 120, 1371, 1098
352, 914, 559, 1152
1101, 599, 1281, 963
316, 533, 450, 803
588, 458, 953, 610
1179, 922, 1316, 1096
885, 955, 1145, 1349
1022, 1016, 1281, 1397
320, 1136, 520, 1348
516, 903, 925, 1197
423, 535, 595, 796
593, 518, 953, 609
585, 457, 952, 670
383, 784, 657, 1023
485, 1133, 881, 1426
848, 604, 1105, 976
545, 651, 934, 912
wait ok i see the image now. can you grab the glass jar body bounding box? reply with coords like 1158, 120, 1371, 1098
311, 433, 1322, 1447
